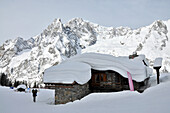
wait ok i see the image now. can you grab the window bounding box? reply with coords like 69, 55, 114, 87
107, 74, 112, 81
93, 73, 107, 83
115, 75, 120, 83
100, 74, 104, 81
96, 74, 100, 83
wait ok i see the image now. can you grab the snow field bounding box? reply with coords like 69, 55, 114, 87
1, 73, 170, 113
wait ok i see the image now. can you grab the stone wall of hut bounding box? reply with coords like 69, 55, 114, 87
55, 83, 90, 104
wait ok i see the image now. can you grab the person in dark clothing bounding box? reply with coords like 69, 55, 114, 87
32, 89, 38, 102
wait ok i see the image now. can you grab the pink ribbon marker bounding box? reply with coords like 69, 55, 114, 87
127, 71, 134, 91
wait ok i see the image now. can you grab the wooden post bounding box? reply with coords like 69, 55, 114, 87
156, 69, 160, 84
154, 67, 161, 84
153, 58, 162, 84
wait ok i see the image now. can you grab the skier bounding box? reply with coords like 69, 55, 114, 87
32, 89, 38, 102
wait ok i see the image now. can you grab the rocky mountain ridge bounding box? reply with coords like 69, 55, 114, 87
0, 18, 170, 87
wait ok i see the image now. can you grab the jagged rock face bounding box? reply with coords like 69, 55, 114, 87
35, 18, 80, 57
0, 37, 33, 68
0, 18, 81, 86
65, 18, 97, 47
0, 18, 170, 87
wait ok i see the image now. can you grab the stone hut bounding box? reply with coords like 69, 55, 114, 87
44, 53, 152, 104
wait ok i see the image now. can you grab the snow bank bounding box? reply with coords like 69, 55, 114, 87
44, 53, 152, 84
1, 73, 170, 113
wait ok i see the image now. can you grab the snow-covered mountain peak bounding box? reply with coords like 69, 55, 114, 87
150, 20, 168, 34
41, 18, 64, 39
66, 18, 97, 47
0, 18, 170, 87
67, 17, 84, 25
48, 18, 63, 32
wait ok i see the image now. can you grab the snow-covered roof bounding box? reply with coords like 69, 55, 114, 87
44, 53, 152, 84
17, 84, 27, 89
44, 62, 91, 84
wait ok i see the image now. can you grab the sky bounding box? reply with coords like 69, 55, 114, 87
0, 0, 170, 45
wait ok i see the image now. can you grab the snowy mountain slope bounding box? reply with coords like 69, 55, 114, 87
83, 19, 170, 72
0, 18, 81, 86
0, 18, 170, 86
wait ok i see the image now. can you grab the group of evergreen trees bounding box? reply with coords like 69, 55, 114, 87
0, 73, 12, 86
0, 73, 39, 88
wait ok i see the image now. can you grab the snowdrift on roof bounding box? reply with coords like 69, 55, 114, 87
44, 61, 91, 84
44, 53, 152, 84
